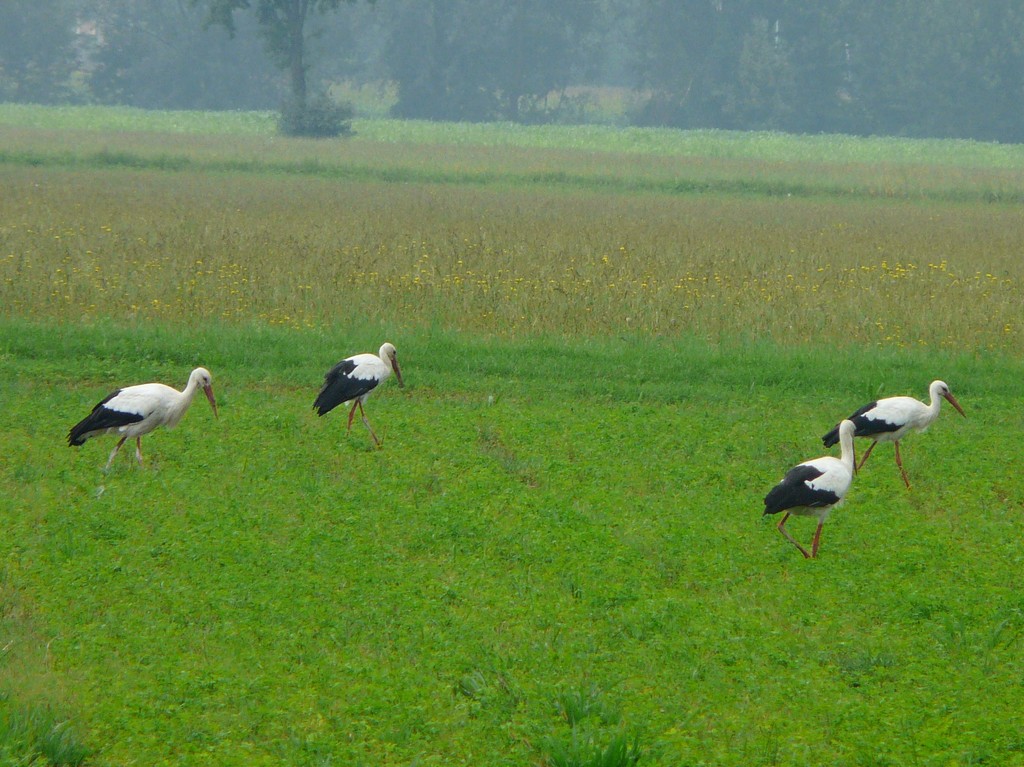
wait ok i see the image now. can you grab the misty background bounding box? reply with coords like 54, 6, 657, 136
3, 0, 1024, 143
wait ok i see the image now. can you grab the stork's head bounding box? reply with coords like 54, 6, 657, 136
192, 367, 219, 419
380, 342, 404, 388
933, 380, 965, 417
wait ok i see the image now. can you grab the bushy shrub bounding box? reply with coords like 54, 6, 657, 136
278, 95, 353, 138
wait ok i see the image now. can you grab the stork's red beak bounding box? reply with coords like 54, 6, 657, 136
944, 392, 966, 417
393, 361, 405, 388
205, 384, 219, 419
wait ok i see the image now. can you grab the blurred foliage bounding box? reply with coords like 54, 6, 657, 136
4, 2, 1024, 140
277, 94, 353, 137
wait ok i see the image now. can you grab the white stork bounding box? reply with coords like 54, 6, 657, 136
821, 380, 965, 488
313, 342, 404, 447
764, 419, 856, 559
68, 367, 218, 471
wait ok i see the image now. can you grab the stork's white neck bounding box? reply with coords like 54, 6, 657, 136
922, 381, 948, 426
180, 370, 205, 402
166, 369, 205, 427
838, 422, 856, 473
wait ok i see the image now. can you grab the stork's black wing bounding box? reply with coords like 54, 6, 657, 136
822, 400, 882, 446
763, 464, 838, 516
313, 359, 378, 416
67, 389, 145, 446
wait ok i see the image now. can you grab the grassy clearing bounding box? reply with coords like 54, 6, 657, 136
5, 103, 1024, 168
2, 321, 1023, 766
5, 103, 1024, 205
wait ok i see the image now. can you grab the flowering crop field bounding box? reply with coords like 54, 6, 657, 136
2, 106, 1024, 767
1, 161, 1022, 352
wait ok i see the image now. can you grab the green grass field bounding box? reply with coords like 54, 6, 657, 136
2, 105, 1023, 766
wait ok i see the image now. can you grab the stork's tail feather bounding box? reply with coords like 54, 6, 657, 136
68, 421, 91, 447
763, 489, 786, 517
821, 425, 840, 448
312, 392, 335, 417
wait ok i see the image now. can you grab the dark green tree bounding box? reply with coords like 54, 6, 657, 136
729, 17, 795, 129
386, 0, 594, 123
631, 0, 763, 127
88, 0, 279, 109
850, 0, 1024, 141
197, 0, 368, 134
0, 0, 79, 103
770, 2, 864, 134
488, 0, 594, 122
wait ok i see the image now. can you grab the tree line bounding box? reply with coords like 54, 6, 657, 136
4, 0, 1023, 142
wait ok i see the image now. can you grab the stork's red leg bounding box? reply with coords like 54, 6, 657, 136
346, 400, 359, 432
135, 437, 144, 467
357, 401, 381, 447
810, 521, 824, 558
776, 513, 812, 558
104, 435, 129, 471
894, 441, 911, 488
857, 440, 877, 470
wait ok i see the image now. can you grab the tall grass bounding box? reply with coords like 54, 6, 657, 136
1, 164, 1021, 351
0, 702, 88, 766
4, 124, 1024, 205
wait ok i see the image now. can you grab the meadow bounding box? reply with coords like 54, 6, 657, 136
1, 105, 1024, 766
